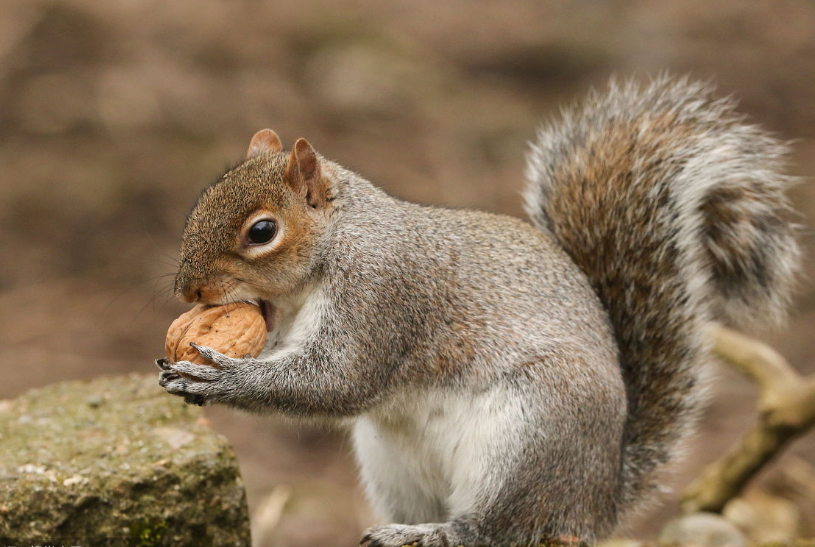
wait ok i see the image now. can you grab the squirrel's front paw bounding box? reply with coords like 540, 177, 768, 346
155, 347, 255, 406
157, 358, 214, 405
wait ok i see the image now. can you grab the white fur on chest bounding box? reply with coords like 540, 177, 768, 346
259, 282, 326, 360
352, 385, 527, 522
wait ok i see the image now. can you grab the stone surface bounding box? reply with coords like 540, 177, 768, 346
660, 513, 747, 547
0, 373, 250, 546
724, 491, 801, 542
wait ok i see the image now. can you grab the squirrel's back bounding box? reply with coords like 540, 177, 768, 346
524, 76, 800, 514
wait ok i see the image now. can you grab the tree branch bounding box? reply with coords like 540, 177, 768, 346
681, 325, 815, 514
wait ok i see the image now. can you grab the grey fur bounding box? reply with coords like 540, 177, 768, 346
159, 76, 800, 545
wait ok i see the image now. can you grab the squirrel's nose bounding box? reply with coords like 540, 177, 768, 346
174, 277, 202, 303
178, 287, 202, 304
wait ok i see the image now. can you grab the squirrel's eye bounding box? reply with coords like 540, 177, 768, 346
247, 220, 276, 245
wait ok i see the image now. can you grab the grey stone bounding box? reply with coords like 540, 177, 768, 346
0, 373, 250, 546
660, 513, 747, 547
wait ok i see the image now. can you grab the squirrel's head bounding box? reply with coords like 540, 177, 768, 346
174, 129, 335, 308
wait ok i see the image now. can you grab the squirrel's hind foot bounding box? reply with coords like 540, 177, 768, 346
361, 523, 458, 547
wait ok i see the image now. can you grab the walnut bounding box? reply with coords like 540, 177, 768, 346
165, 302, 267, 365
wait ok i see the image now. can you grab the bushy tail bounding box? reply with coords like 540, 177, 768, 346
523, 76, 800, 514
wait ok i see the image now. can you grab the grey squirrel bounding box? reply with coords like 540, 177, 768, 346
157, 76, 801, 545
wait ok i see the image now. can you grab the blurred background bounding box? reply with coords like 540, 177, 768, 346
1, 0, 815, 545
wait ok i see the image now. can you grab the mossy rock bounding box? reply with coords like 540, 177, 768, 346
0, 373, 250, 546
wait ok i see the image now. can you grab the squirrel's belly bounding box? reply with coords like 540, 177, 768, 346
352, 385, 531, 521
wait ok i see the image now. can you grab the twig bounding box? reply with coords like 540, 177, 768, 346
681, 324, 815, 514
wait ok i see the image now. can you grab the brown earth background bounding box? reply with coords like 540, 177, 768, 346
2, 1, 815, 545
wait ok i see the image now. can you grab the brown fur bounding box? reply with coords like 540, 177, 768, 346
175, 150, 332, 304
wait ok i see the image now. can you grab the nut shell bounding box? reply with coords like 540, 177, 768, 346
165, 302, 267, 366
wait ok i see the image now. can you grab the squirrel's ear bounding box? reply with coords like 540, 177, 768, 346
284, 138, 328, 208
247, 129, 283, 158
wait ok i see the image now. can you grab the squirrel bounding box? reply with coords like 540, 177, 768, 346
157, 76, 801, 546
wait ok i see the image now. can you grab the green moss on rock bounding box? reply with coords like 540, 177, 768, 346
0, 374, 250, 546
